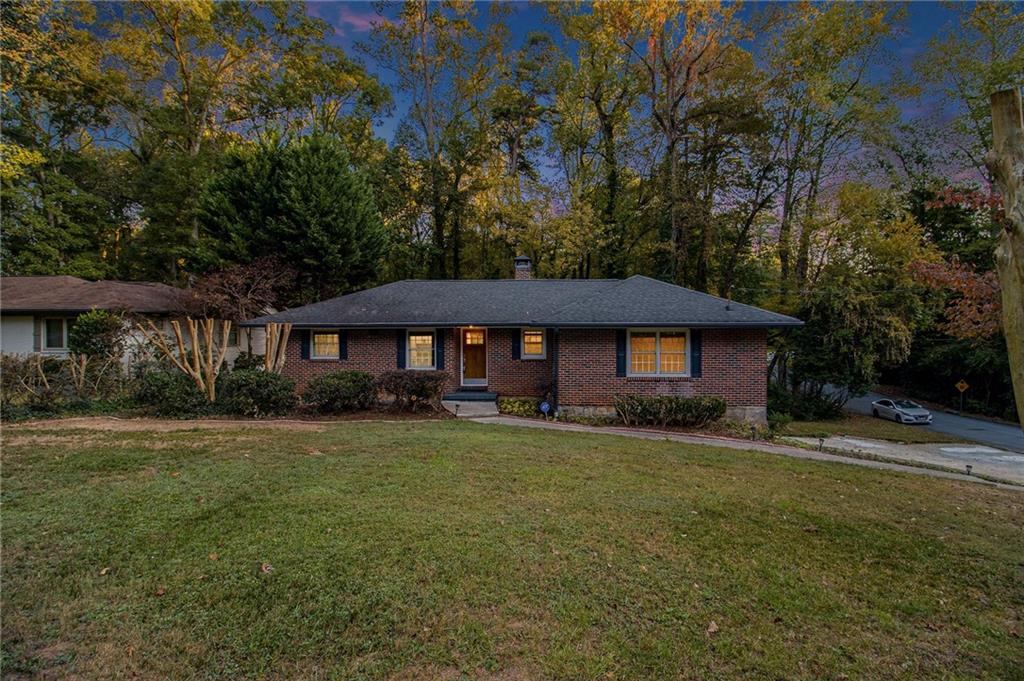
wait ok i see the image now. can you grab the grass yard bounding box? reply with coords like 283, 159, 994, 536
782, 413, 966, 444
2, 419, 1022, 679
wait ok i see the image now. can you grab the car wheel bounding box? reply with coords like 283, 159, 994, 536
872, 409, 879, 418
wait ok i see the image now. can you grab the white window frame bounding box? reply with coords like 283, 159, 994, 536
520, 328, 546, 359
626, 328, 690, 377
407, 329, 436, 370
311, 330, 341, 360
43, 318, 68, 350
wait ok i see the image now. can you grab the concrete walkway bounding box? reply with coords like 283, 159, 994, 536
469, 416, 1024, 491
789, 436, 1024, 485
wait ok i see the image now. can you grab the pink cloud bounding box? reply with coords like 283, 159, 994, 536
337, 3, 380, 32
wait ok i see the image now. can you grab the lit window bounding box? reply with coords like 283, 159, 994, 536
312, 332, 339, 359
629, 330, 689, 376
44, 319, 66, 349
464, 329, 485, 345
521, 329, 546, 358
408, 331, 435, 369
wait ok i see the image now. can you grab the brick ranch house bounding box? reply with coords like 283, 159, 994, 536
242, 257, 802, 422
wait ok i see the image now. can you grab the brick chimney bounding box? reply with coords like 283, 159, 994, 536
513, 255, 533, 280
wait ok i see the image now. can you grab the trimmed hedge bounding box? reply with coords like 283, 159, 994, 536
134, 368, 209, 417
304, 371, 377, 413
498, 397, 541, 417
377, 370, 448, 411
613, 395, 726, 428
219, 369, 298, 417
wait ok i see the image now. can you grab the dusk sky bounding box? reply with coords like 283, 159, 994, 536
304, 1, 966, 143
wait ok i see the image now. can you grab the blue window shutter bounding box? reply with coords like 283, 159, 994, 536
339, 331, 348, 360
691, 329, 702, 377
300, 330, 310, 359
512, 329, 521, 360
615, 329, 627, 377
396, 330, 406, 368
435, 329, 445, 369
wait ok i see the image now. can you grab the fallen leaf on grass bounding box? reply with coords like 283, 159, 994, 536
261, 563, 274, 574
208, 552, 219, 561
155, 586, 166, 597
99, 567, 110, 576
170, 471, 181, 478
803, 524, 819, 533
706, 621, 719, 636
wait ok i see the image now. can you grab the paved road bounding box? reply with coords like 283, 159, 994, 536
843, 391, 1024, 453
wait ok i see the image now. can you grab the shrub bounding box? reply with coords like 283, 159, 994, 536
612, 395, 726, 428
69, 309, 127, 359
133, 367, 209, 417
218, 369, 297, 417
304, 371, 377, 413
768, 384, 843, 421
498, 397, 541, 417
377, 370, 448, 411
233, 352, 265, 372
767, 411, 793, 433
1, 354, 69, 413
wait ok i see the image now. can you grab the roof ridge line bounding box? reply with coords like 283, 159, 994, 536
541, 277, 633, 320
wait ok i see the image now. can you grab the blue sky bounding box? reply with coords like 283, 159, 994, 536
304, 0, 964, 143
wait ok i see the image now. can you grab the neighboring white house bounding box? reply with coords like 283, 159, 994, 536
0, 276, 264, 364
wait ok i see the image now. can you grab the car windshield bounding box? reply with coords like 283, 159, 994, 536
895, 400, 921, 409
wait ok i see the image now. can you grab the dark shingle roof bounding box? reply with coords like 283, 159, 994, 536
243, 275, 801, 328
1, 276, 187, 315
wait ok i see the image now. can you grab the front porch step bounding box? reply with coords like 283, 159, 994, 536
443, 391, 498, 402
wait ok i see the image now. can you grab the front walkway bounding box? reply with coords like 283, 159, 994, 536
470, 416, 1024, 491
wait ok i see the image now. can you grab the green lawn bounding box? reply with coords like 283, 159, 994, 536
783, 413, 966, 444
2, 420, 1022, 679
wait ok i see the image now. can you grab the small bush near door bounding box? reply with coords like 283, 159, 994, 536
498, 397, 541, 417
377, 370, 448, 411
613, 395, 726, 428
304, 371, 377, 413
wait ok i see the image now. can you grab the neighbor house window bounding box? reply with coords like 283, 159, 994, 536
312, 332, 340, 359
408, 331, 435, 369
521, 329, 546, 359
44, 318, 67, 350
628, 329, 689, 376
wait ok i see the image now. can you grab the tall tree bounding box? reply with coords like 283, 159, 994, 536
197, 134, 386, 303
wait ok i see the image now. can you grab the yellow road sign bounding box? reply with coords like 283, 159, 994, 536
955, 380, 969, 393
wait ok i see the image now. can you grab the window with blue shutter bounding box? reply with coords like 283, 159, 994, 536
396, 330, 406, 368
300, 330, 310, 359
690, 329, 702, 377
615, 330, 627, 377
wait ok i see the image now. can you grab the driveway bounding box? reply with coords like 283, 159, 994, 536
470, 416, 1023, 491
843, 391, 1024, 453
789, 436, 1024, 485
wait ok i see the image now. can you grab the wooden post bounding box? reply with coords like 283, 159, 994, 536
986, 88, 1024, 427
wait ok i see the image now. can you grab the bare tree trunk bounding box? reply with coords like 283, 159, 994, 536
986, 89, 1024, 427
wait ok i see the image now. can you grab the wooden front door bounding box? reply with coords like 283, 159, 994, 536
462, 328, 487, 385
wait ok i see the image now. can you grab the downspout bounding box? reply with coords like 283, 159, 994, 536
551, 327, 560, 416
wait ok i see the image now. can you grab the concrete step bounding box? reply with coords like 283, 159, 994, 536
443, 391, 498, 402
442, 400, 498, 417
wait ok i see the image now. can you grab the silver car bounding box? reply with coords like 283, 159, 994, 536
871, 398, 933, 425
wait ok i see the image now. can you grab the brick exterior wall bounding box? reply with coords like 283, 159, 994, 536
281, 329, 459, 394
555, 328, 767, 408
280, 326, 766, 410
483, 328, 553, 397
